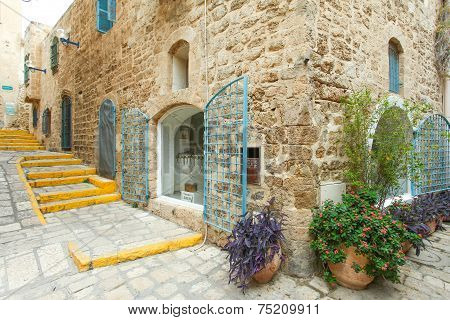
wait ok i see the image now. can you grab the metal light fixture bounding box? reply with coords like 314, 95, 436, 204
57, 29, 80, 48
26, 59, 46, 74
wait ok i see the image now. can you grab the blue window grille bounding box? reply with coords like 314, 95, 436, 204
42, 108, 51, 136
121, 108, 149, 203
389, 43, 400, 93
412, 114, 450, 195
203, 76, 249, 232
96, 0, 115, 33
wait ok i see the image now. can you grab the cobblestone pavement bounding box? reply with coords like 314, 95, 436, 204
1, 151, 449, 300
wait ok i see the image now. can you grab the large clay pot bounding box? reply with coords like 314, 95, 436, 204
253, 252, 281, 284
401, 241, 412, 254
426, 216, 443, 233
328, 246, 374, 290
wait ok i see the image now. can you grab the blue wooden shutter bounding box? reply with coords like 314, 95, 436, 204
108, 0, 116, 22
97, 0, 113, 33
389, 43, 400, 93
50, 37, 58, 71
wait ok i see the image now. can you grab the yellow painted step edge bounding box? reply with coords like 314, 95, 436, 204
27, 168, 96, 179
0, 146, 45, 150
88, 176, 116, 192
37, 187, 111, 203
15, 157, 46, 225
40, 193, 121, 213
21, 159, 82, 167
68, 233, 203, 272
23, 154, 73, 161
29, 175, 92, 187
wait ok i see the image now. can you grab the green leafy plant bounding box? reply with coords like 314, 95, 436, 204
341, 90, 431, 206
310, 188, 420, 283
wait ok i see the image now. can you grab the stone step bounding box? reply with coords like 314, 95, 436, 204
40, 194, 121, 214
0, 133, 35, 138
0, 129, 30, 134
26, 167, 97, 179
0, 142, 41, 146
0, 137, 38, 142
28, 175, 93, 187
21, 158, 83, 167
37, 187, 113, 203
0, 146, 45, 151
23, 153, 73, 161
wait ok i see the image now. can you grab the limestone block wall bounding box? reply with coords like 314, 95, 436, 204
27, 0, 445, 278
310, 0, 445, 186
23, 22, 51, 134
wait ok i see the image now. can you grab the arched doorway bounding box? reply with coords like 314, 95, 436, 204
61, 96, 72, 150
98, 99, 116, 179
158, 105, 204, 206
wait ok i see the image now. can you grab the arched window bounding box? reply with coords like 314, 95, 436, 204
42, 108, 51, 136
372, 107, 413, 199
388, 39, 402, 94
170, 40, 189, 91
50, 37, 59, 73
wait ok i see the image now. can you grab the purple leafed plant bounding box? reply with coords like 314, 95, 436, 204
224, 198, 286, 293
385, 189, 449, 255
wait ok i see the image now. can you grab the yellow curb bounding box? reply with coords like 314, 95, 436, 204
37, 187, 111, 203
27, 168, 97, 179
23, 154, 74, 161
28, 175, 92, 187
40, 193, 121, 213
88, 176, 116, 192
68, 233, 203, 272
21, 159, 82, 167
68, 242, 91, 272
16, 157, 46, 225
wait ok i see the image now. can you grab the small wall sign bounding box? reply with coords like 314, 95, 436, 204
5, 103, 16, 116
1, 85, 13, 91
181, 191, 195, 203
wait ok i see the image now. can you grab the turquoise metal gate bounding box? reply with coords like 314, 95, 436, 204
412, 114, 450, 195
203, 76, 249, 232
121, 108, 149, 203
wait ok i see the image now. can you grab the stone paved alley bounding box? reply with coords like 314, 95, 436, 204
0, 150, 449, 300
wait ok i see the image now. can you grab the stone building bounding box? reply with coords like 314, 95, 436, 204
0, 0, 23, 127
23, 0, 447, 277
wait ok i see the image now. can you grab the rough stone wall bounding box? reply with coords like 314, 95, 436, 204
27, 0, 445, 278
310, 0, 445, 186
23, 22, 51, 136
8, 85, 31, 130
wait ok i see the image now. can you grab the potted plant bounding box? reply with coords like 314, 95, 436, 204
224, 198, 285, 293
310, 188, 420, 290
387, 190, 449, 238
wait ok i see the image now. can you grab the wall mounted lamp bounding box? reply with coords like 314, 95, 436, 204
26, 59, 46, 74
57, 29, 80, 48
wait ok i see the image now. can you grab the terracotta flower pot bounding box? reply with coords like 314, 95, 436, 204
253, 252, 281, 284
328, 246, 374, 290
426, 216, 443, 233
401, 241, 412, 254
